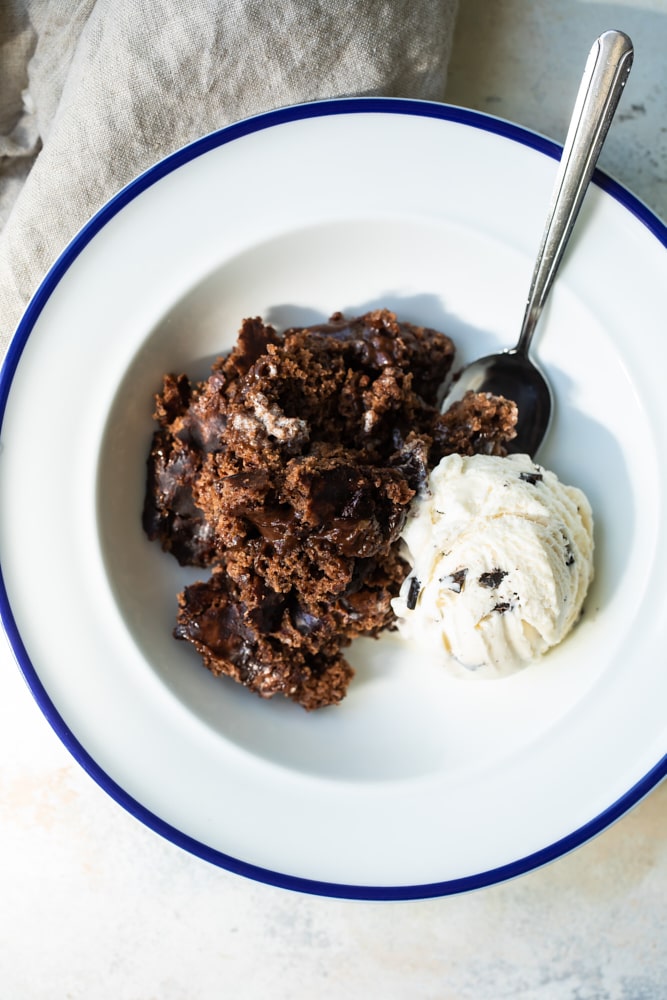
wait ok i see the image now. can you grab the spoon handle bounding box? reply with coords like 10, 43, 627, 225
516, 29, 633, 356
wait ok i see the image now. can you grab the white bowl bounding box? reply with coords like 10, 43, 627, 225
1, 98, 666, 899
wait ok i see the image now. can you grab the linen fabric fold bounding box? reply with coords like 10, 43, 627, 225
0, 0, 458, 350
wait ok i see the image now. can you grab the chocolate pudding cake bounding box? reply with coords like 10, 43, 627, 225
143, 309, 517, 709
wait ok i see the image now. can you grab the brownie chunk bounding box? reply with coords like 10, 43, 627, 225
174, 548, 407, 711
432, 390, 520, 460
143, 309, 517, 708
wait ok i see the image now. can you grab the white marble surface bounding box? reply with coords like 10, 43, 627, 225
2, 2, 667, 997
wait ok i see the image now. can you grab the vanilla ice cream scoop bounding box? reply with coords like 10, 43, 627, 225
392, 453, 594, 678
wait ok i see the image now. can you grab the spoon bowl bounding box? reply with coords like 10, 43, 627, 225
441, 29, 633, 457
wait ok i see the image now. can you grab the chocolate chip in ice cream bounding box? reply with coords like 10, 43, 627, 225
478, 569, 508, 589
405, 576, 421, 610
442, 568, 468, 593
519, 470, 543, 485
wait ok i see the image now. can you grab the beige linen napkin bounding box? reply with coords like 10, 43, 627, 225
0, 0, 459, 351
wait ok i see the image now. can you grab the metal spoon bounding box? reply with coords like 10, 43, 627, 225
441, 29, 634, 457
